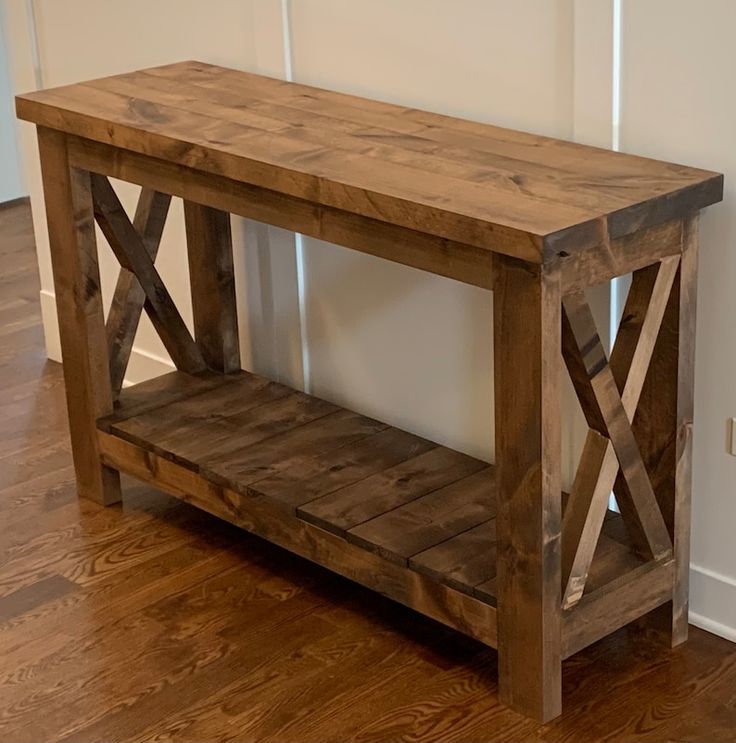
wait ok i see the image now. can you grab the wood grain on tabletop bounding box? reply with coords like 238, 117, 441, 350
15, 60, 723, 263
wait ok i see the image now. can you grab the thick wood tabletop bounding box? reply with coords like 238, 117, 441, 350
16, 60, 722, 263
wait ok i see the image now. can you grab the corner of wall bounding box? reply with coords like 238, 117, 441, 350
689, 564, 736, 642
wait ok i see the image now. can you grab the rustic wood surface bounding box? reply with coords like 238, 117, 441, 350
97, 430, 500, 651
2, 200, 736, 742
562, 289, 673, 561
68, 135, 705, 297
671, 218, 698, 645
68, 133, 498, 291
183, 201, 240, 373
16, 60, 722, 263
631, 215, 700, 647
561, 256, 680, 608
15, 61, 726, 728
36, 128, 121, 506
493, 256, 563, 721
561, 429, 620, 607
101, 364, 644, 619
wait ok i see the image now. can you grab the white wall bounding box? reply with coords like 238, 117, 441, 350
4, 0, 304, 388
0, 2, 24, 202
289, 0, 574, 467
621, 0, 736, 641
27, 0, 256, 382
4, 0, 734, 641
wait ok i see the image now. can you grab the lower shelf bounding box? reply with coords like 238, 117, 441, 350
98, 369, 666, 654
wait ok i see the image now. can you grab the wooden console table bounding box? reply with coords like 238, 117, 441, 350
16, 61, 723, 722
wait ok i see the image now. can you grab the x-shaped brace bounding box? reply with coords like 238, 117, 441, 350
91, 175, 206, 394
561, 256, 679, 608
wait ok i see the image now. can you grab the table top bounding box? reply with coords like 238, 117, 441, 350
16, 60, 723, 263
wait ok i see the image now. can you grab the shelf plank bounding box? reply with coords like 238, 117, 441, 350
250, 427, 435, 513
346, 466, 494, 564
111, 373, 295, 448
202, 409, 389, 492
410, 520, 498, 597
132, 391, 337, 466
96, 428, 499, 649
101, 370, 236, 427
99, 370, 651, 621
298, 446, 486, 536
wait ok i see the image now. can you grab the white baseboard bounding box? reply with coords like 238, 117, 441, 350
689, 563, 736, 643
120, 346, 175, 387
39, 288, 175, 384
39, 289, 61, 362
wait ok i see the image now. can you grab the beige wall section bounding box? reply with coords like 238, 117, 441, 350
289, 0, 576, 465
32, 0, 255, 83
6, 0, 304, 389
621, 0, 736, 641
572, 0, 614, 149
30, 0, 260, 383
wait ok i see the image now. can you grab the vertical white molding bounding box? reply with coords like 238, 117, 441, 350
26, 0, 43, 89
279, 0, 306, 390
611, 0, 622, 153
569, 0, 616, 486
280, 0, 293, 80
3, 0, 60, 358
572, 0, 614, 148
0, 3, 23, 201
609, 0, 628, 356
277, 0, 311, 393
251, 0, 289, 78
293, 232, 310, 392
607, 0, 627, 514
231, 0, 307, 392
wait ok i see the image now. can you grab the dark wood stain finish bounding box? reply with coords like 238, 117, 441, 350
183, 201, 240, 373
105, 187, 171, 394
17, 61, 722, 264
1, 201, 735, 743
36, 127, 122, 506
14, 61, 725, 726
0, 203, 736, 743
493, 255, 563, 721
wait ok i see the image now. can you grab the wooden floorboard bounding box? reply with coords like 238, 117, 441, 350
1, 200, 735, 742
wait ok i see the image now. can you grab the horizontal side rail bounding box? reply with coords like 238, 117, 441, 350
97, 429, 499, 648
67, 133, 691, 295
561, 558, 675, 658
67, 135, 494, 291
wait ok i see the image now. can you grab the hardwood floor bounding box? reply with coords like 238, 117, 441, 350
0, 198, 734, 742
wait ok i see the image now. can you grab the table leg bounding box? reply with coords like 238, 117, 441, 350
672, 218, 698, 645
37, 127, 121, 505
493, 255, 562, 722
183, 201, 240, 374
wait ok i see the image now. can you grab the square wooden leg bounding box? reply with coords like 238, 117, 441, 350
183, 201, 240, 374
37, 127, 121, 506
493, 255, 562, 722
672, 220, 698, 645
